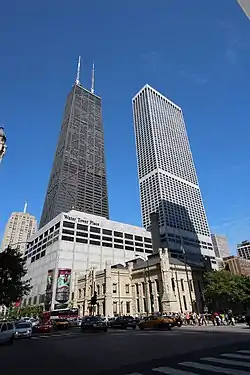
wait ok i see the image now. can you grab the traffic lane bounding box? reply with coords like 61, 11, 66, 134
49, 328, 250, 373
99, 339, 250, 375
1, 328, 250, 375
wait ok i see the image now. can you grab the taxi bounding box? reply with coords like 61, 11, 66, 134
138, 315, 173, 330
52, 318, 69, 330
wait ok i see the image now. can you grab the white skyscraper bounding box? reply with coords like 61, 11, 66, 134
1, 202, 37, 254
237, 0, 250, 19
132, 85, 216, 266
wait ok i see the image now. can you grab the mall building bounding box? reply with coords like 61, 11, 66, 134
22, 210, 153, 309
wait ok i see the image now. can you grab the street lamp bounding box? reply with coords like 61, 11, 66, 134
0, 127, 7, 164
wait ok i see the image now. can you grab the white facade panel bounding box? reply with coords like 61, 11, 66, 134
23, 210, 152, 307
132, 85, 216, 266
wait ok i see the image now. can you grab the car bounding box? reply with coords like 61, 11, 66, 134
162, 315, 183, 327
138, 315, 172, 330
0, 321, 15, 345
110, 316, 137, 330
81, 316, 108, 332
33, 323, 53, 333
52, 318, 69, 330
14, 322, 32, 339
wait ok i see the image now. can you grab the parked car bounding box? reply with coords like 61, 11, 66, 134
0, 321, 15, 345
138, 315, 173, 330
81, 316, 108, 332
14, 322, 32, 339
110, 316, 137, 330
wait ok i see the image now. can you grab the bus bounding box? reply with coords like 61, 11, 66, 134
42, 308, 79, 322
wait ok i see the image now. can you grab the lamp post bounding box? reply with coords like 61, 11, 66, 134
0, 127, 7, 165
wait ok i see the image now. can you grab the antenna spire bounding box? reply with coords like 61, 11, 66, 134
76, 56, 81, 85
23, 201, 28, 213
91, 61, 95, 94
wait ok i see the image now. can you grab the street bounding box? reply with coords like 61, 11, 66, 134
1, 325, 250, 375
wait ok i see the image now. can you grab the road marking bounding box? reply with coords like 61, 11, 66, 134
201, 357, 250, 368
221, 354, 250, 360
153, 366, 198, 374
237, 351, 250, 354
180, 361, 250, 374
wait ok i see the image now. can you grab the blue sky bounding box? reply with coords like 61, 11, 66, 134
0, 0, 249, 253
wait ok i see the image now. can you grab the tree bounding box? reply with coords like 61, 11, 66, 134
203, 270, 250, 312
0, 246, 32, 307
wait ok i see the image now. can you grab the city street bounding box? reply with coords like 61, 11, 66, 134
1, 324, 250, 375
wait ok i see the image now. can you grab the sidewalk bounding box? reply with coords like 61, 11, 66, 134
181, 322, 248, 332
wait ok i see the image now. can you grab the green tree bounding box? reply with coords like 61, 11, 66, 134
203, 270, 250, 312
0, 246, 32, 307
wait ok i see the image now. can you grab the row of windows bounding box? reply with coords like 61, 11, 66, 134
61, 235, 152, 253
27, 222, 60, 247
63, 221, 152, 243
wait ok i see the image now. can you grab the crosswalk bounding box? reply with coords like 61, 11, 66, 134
126, 350, 250, 375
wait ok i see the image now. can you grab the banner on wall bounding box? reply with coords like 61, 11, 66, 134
55, 268, 71, 303
45, 269, 54, 307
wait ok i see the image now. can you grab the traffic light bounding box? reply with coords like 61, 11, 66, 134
91, 291, 97, 306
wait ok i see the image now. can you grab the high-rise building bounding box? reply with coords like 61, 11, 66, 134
211, 234, 230, 258
237, 0, 250, 19
132, 85, 216, 266
1, 202, 37, 254
39, 58, 109, 228
237, 240, 250, 260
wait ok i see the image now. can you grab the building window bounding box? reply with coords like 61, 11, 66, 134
125, 246, 134, 251
90, 226, 100, 234
103, 229, 112, 236
114, 231, 123, 238
113, 283, 117, 293
135, 235, 142, 241
76, 231, 87, 237
62, 229, 74, 235
102, 242, 112, 248
114, 243, 123, 249
181, 279, 184, 292
136, 283, 139, 295
114, 238, 123, 244
55, 222, 60, 229
76, 238, 88, 244
78, 289, 81, 299
102, 284, 106, 294
137, 299, 140, 312
125, 284, 129, 294
77, 224, 88, 231
63, 221, 75, 229
97, 285, 100, 295
141, 282, 145, 295
183, 295, 187, 310
189, 280, 193, 292
113, 302, 117, 314
62, 235, 74, 242
126, 302, 130, 314
171, 278, 175, 291
102, 236, 112, 242
125, 233, 133, 240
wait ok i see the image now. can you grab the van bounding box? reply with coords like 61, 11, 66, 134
0, 321, 15, 345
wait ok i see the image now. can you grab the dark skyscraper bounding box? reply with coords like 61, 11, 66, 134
40, 57, 109, 228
